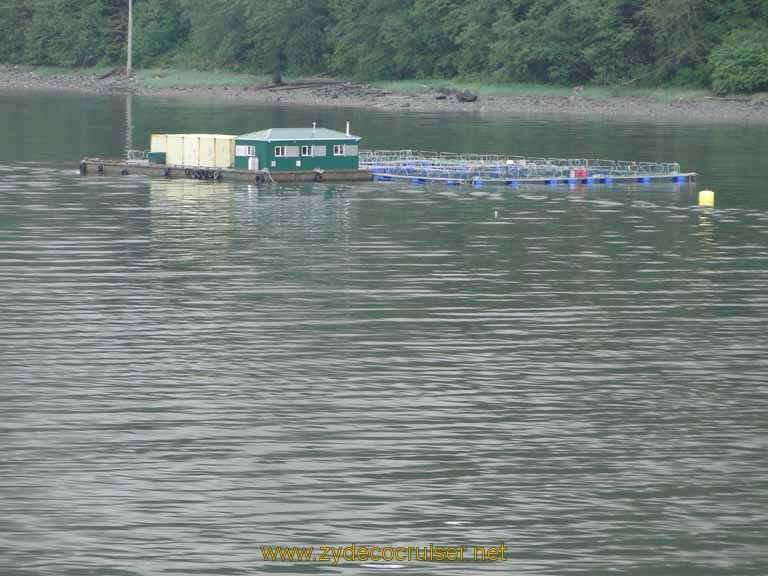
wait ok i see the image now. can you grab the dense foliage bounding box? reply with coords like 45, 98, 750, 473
710, 27, 768, 94
2, 0, 768, 92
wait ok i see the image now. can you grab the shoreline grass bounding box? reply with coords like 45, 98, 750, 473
10, 64, 116, 77
136, 68, 272, 90
371, 79, 712, 101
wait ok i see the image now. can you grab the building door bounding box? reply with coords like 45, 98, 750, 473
248, 156, 259, 171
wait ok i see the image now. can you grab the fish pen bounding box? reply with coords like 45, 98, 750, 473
359, 150, 695, 185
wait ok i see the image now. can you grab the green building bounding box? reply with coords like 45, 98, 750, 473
234, 126, 361, 172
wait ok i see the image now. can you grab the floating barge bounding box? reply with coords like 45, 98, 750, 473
80, 124, 372, 183
79, 125, 695, 187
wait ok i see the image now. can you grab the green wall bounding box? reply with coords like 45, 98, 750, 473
234, 138, 359, 171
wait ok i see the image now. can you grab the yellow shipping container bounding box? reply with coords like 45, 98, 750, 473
166, 136, 184, 166
215, 138, 235, 168
150, 134, 236, 168
199, 137, 216, 167
183, 136, 198, 166
150, 134, 168, 153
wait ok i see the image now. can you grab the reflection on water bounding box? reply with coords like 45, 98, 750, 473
698, 208, 715, 242
149, 179, 235, 252
1, 93, 767, 576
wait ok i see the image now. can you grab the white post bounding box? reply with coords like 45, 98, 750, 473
346, 121, 350, 136
125, 93, 133, 154
127, 0, 133, 76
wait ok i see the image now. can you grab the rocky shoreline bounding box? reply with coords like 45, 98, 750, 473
2, 65, 768, 123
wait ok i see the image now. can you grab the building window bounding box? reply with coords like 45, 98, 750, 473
301, 145, 311, 157
236, 145, 256, 157
274, 146, 285, 157
333, 144, 345, 156
312, 146, 327, 157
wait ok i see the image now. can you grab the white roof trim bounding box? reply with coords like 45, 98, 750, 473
238, 128, 361, 142
264, 138, 361, 143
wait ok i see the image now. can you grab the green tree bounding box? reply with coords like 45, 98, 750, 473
2, 0, 768, 93
640, 0, 714, 80
710, 27, 768, 93
133, 0, 186, 66
491, 0, 642, 84
0, 0, 34, 62
247, 0, 332, 78
445, 0, 504, 77
24, 0, 105, 66
100, 0, 128, 65
329, 0, 413, 79
181, 0, 253, 66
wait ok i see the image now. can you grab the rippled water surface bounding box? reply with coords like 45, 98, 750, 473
1, 92, 767, 575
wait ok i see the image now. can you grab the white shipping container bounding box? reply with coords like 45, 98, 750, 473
166, 136, 184, 166
150, 134, 236, 168
183, 136, 199, 166
150, 134, 168, 153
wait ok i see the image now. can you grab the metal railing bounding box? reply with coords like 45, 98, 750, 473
359, 149, 681, 182
126, 149, 149, 163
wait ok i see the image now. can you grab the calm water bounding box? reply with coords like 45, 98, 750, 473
1, 92, 767, 576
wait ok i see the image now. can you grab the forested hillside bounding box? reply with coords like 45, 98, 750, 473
1, 0, 768, 93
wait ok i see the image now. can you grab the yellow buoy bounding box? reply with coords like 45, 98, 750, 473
699, 189, 715, 207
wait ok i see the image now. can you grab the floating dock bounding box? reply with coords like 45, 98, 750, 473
79, 150, 695, 187
78, 158, 373, 183
359, 150, 696, 186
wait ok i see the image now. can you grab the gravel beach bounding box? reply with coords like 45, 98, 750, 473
2, 65, 768, 123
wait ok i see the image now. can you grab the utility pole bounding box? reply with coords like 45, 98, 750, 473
127, 0, 133, 76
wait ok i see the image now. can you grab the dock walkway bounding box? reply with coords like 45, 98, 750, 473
79, 158, 372, 183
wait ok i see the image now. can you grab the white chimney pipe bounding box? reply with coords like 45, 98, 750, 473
312, 122, 316, 134
346, 121, 350, 136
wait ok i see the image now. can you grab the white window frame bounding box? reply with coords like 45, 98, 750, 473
333, 144, 345, 156
236, 145, 256, 157
301, 145, 312, 157
274, 146, 285, 157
